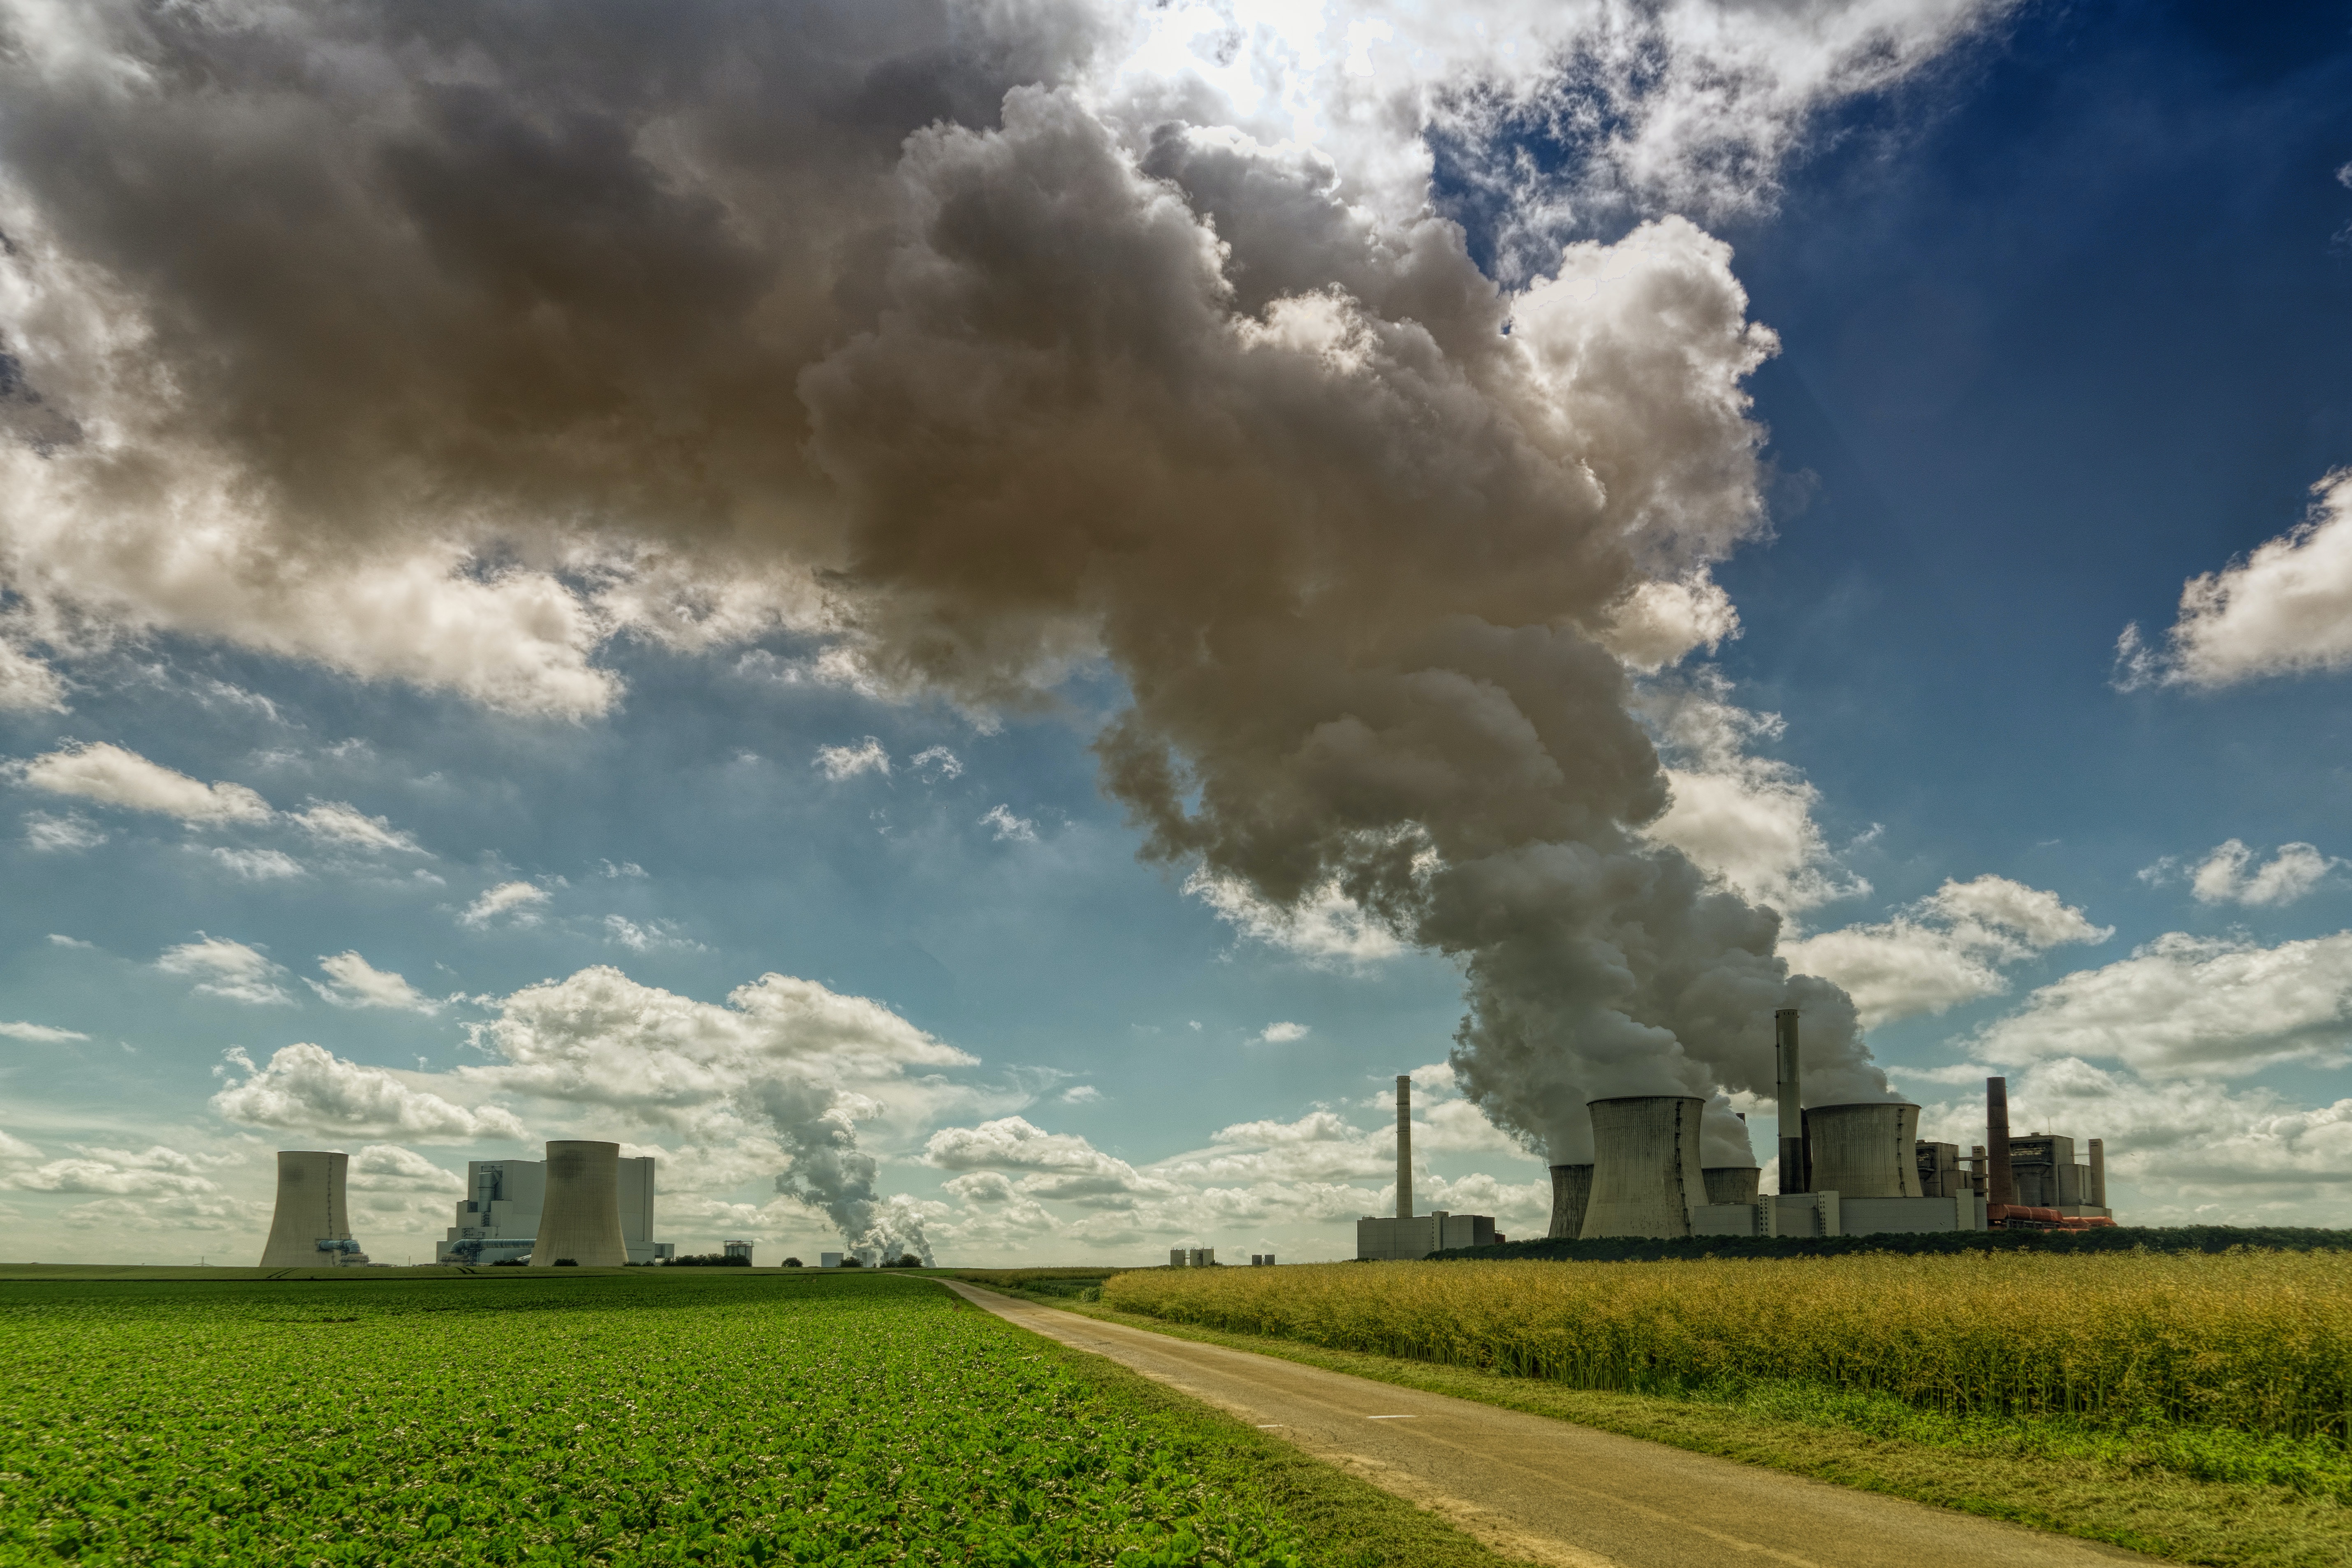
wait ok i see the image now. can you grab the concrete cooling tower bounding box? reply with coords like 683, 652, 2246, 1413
1546, 1164, 1593, 1239
259, 1150, 363, 1267
1580, 1096, 1706, 1240
1807, 1104, 1922, 1198
532, 1140, 627, 1267
1702, 1165, 1761, 1206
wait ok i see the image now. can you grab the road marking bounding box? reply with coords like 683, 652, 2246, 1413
1258, 1423, 1285, 1428
1367, 1414, 1418, 1420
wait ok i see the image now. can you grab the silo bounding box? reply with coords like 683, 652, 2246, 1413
1702, 1165, 1761, 1206
259, 1150, 357, 1267
1806, 1104, 1921, 1197
531, 1140, 627, 1266
1547, 1164, 1593, 1239
1579, 1097, 1704, 1239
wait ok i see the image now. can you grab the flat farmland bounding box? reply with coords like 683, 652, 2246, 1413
0, 1270, 1384, 1567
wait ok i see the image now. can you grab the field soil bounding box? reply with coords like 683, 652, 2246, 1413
950, 1281, 2159, 1568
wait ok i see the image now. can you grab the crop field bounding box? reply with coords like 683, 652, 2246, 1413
0, 1270, 1324, 1566
1106, 1252, 2352, 1441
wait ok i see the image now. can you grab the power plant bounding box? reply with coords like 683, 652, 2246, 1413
1357, 1075, 1501, 1258
438, 1145, 673, 1265
1580, 1096, 1707, 1238
258, 1150, 369, 1266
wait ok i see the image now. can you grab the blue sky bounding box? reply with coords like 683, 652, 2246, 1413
1, 0, 2348, 1264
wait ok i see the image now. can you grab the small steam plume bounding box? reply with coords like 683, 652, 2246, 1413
762, 1086, 934, 1265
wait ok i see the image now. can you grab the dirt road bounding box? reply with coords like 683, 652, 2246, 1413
943, 1282, 2156, 1568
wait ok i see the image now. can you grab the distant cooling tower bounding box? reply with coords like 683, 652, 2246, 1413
1701, 1165, 1761, 1206
532, 1140, 627, 1267
1547, 1164, 1593, 1239
1807, 1104, 1922, 1198
259, 1150, 358, 1267
1580, 1096, 1705, 1239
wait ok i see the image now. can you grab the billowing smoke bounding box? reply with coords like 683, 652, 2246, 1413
760, 1084, 935, 1265
0, 2, 1984, 1167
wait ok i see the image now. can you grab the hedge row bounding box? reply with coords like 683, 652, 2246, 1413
1429, 1225, 2352, 1264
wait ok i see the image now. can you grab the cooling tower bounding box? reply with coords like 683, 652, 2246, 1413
1774, 1008, 1805, 1193
1702, 1165, 1761, 1206
1579, 1096, 1705, 1239
1806, 1103, 1921, 1197
1547, 1164, 1592, 1239
1985, 1077, 2018, 1208
532, 1140, 627, 1267
1395, 1075, 1412, 1221
259, 1150, 357, 1267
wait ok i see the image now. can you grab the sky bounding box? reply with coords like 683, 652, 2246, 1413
1, 0, 2348, 1266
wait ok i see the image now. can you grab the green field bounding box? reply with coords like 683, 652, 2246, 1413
0, 1269, 1508, 1567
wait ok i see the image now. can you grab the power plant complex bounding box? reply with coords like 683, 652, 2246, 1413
1363, 1010, 2117, 1258
256, 1140, 675, 1267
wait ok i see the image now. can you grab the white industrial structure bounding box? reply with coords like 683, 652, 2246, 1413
439, 1148, 672, 1265
260, 1150, 369, 1267
1580, 1096, 1707, 1239
1358, 1075, 1498, 1259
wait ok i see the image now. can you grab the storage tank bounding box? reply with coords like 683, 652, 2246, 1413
1547, 1164, 1592, 1239
1702, 1165, 1760, 1205
1579, 1096, 1705, 1239
259, 1150, 358, 1267
1806, 1104, 1921, 1198
532, 1140, 627, 1267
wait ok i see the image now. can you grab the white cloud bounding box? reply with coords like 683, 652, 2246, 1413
978, 804, 1037, 842
1059, 1084, 1103, 1104
1597, 571, 1741, 672
292, 801, 424, 855
12, 742, 271, 824
23, 811, 104, 852
1967, 929, 2352, 1079
46, 933, 92, 948
0, 1129, 42, 1161
156, 935, 294, 1006
1256, 1021, 1310, 1044
2118, 469, 2352, 690
1639, 674, 1868, 917
1782, 875, 2111, 1028
598, 859, 647, 879
7, 1143, 228, 1198
308, 952, 438, 1013
203, 846, 304, 881
0, 636, 65, 712
0, 1021, 88, 1043
813, 738, 891, 781
460, 881, 549, 928
348, 1144, 465, 1193
2185, 840, 2336, 908
211, 1043, 528, 1141
925, 1116, 1166, 1204
910, 746, 963, 781
603, 915, 706, 953
1187, 868, 1405, 966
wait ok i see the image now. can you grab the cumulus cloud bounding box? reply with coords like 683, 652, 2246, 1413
2161, 840, 2339, 908
211, 1043, 528, 1141
1256, 1021, 1310, 1044
12, 742, 270, 824
925, 1116, 1163, 1204
813, 739, 891, 781
1781, 876, 2111, 1028
910, 746, 963, 781
22, 810, 104, 852
308, 952, 439, 1013
0, 1020, 88, 1042
292, 801, 424, 855
460, 881, 549, 928
2118, 470, 2352, 690
1966, 930, 2352, 1079
602, 915, 706, 953
0, 635, 66, 712
348, 1144, 465, 1193
156, 935, 294, 1006
978, 804, 1037, 843
203, 846, 304, 881
1187, 869, 1407, 967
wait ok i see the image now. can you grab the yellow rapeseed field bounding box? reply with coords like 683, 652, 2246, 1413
1104, 1253, 2352, 1438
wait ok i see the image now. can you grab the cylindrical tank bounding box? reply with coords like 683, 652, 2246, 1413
1774, 1009, 1804, 1193
1579, 1097, 1705, 1239
1547, 1164, 1593, 1239
1986, 1077, 2017, 1208
2088, 1138, 2107, 1209
533, 1140, 627, 1267
1806, 1103, 1921, 1197
259, 1150, 356, 1267
1702, 1165, 1761, 1206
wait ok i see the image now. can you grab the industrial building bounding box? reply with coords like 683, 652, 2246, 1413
438, 1146, 673, 1265
1357, 1075, 1500, 1259
259, 1150, 370, 1266
1168, 1247, 1219, 1266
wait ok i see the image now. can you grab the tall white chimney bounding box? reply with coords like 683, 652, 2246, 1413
1395, 1075, 1412, 1221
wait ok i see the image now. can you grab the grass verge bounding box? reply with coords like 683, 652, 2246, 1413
989, 1287, 2352, 1568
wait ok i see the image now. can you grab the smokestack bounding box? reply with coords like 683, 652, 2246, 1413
1985, 1078, 2016, 1208
259, 1150, 357, 1267
1547, 1164, 1593, 1239
533, 1140, 627, 1267
2088, 1137, 2106, 1209
1396, 1075, 1412, 1221
1774, 1008, 1804, 1193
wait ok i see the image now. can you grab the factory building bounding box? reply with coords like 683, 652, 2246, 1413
1357, 1075, 1499, 1259
1168, 1247, 1219, 1267
438, 1146, 673, 1264
259, 1150, 370, 1266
